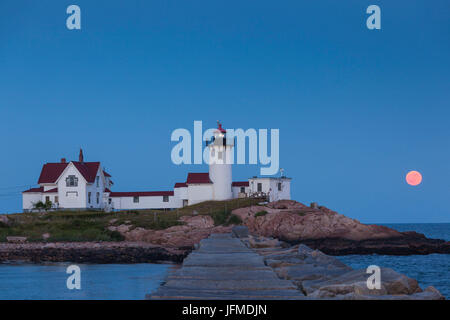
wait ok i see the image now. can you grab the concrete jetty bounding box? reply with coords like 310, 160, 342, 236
150, 233, 305, 300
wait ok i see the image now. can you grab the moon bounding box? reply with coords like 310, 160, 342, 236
406, 171, 422, 186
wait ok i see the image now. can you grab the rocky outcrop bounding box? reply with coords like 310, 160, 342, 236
232, 200, 450, 255
109, 215, 232, 249
0, 242, 186, 264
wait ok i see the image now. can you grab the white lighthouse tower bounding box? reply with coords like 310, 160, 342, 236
208, 121, 233, 200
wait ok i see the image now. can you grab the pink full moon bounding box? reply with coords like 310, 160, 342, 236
406, 171, 422, 186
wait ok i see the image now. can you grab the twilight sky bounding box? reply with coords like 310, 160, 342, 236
0, 0, 449, 222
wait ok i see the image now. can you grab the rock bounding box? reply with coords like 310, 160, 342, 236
232, 226, 249, 238
297, 244, 314, 257
248, 236, 280, 248
113, 224, 131, 233
179, 215, 214, 228
303, 268, 421, 298
0, 215, 9, 225
335, 286, 445, 300
413, 286, 445, 300
6, 236, 27, 243
0, 242, 186, 263
308, 282, 388, 298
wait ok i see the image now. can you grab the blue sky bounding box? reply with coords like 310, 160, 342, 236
0, 1, 449, 222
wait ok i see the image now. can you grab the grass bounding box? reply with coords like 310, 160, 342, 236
0, 198, 263, 242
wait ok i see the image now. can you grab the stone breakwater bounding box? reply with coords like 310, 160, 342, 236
0, 242, 187, 264
150, 228, 445, 300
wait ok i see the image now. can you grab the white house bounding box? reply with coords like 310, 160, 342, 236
22, 122, 291, 211
22, 150, 113, 211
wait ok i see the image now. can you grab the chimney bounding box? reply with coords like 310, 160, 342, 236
61, 158, 66, 163
79, 148, 84, 162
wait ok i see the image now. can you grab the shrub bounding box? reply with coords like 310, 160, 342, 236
108, 230, 125, 241
210, 209, 231, 226
255, 210, 268, 217
226, 214, 242, 226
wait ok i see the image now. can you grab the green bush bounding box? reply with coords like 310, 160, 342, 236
210, 209, 231, 226
226, 214, 242, 226
255, 210, 268, 217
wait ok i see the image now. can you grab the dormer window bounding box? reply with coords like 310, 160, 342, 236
66, 175, 78, 187
96, 176, 100, 187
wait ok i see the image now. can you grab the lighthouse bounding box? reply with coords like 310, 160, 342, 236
208, 121, 233, 200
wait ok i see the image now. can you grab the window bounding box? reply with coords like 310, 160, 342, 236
133, 196, 139, 203
55, 196, 59, 204
108, 198, 112, 205
96, 176, 100, 187
257, 183, 262, 192
278, 183, 282, 191
163, 195, 169, 202
66, 175, 78, 187
96, 192, 100, 204
88, 192, 91, 203
240, 187, 245, 193
45, 196, 50, 203
218, 151, 223, 160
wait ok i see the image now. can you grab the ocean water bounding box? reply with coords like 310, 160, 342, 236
0, 263, 171, 300
0, 223, 448, 300
337, 223, 450, 299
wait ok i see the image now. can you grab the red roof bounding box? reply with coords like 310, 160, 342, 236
23, 187, 58, 193
174, 182, 187, 188
37, 161, 100, 184
186, 172, 212, 184
72, 162, 100, 183
23, 187, 44, 193
37, 163, 68, 184
109, 191, 174, 197
103, 170, 111, 177
232, 181, 249, 187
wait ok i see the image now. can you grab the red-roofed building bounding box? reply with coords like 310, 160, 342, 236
23, 149, 113, 212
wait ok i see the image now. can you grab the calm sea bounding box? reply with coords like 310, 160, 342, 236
0, 223, 448, 299
0, 263, 172, 300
